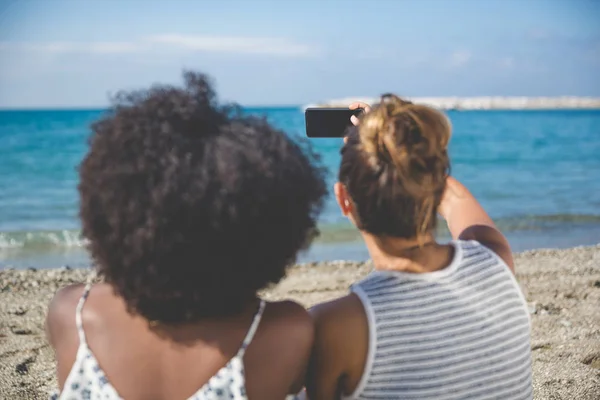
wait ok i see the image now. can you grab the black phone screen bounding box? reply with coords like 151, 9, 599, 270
305, 108, 363, 138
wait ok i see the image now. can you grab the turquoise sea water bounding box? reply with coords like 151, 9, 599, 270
1, 108, 599, 269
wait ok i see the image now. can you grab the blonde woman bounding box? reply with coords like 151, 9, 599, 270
307, 95, 532, 399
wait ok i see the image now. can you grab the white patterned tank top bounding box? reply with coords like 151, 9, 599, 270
344, 240, 533, 400
50, 284, 275, 400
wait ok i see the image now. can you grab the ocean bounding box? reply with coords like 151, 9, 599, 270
1, 108, 599, 269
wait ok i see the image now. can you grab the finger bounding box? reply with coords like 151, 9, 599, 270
344, 136, 349, 144
350, 115, 359, 126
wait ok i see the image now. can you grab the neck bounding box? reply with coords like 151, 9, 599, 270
361, 232, 439, 273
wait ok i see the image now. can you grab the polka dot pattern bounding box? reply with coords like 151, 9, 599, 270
49, 285, 300, 399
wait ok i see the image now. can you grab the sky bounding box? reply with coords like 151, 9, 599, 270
0, 0, 599, 108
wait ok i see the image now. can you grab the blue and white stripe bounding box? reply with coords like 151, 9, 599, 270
346, 240, 533, 400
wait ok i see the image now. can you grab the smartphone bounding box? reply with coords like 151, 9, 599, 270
305, 108, 363, 138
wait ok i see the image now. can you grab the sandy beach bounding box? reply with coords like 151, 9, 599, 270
1, 245, 599, 399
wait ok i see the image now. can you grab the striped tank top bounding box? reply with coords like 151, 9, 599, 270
346, 240, 533, 400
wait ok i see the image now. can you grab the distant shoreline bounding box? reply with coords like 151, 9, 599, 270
3, 97, 600, 112
304, 96, 600, 110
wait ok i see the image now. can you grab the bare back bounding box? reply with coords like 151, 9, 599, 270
47, 283, 313, 400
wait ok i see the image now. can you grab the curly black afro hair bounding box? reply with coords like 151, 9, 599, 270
79, 71, 327, 323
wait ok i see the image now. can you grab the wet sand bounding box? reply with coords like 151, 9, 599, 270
1, 245, 599, 399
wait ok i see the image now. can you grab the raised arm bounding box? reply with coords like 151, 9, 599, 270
439, 176, 515, 272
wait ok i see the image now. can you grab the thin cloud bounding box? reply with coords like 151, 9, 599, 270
149, 34, 314, 56
0, 35, 316, 57
448, 50, 472, 67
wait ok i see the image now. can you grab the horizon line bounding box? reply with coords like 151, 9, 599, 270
0, 104, 305, 111
3, 95, 600, 111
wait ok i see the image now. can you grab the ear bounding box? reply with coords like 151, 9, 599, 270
334, 182, 353, 216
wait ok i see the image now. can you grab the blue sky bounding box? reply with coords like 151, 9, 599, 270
0, 0, 599, 107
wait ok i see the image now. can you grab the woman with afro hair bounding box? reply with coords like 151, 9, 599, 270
47, 71, 327, 400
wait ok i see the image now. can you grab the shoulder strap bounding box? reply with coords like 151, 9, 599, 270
75, 283, 93, 346
237, 299, 266, 357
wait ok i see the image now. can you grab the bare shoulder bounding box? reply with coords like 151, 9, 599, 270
263, 300, 314, 342
48, 283, 86, 319
255, 299, 315, 364
309, 293, 367, 364
310, 293, 365, 333
46, 283, 87, 346
306, 294, 369, 399
49, 283, 86, 307
247, 300, 315, 395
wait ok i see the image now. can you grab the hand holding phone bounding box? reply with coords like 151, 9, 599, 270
305, 107, 364, 138
349, 102, 371, 126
